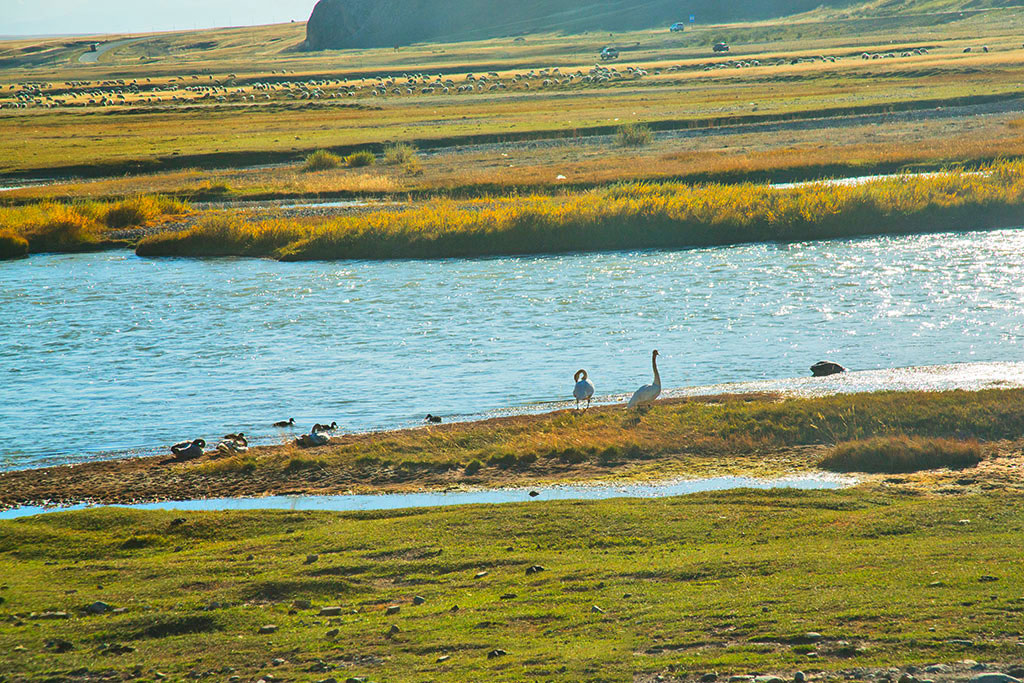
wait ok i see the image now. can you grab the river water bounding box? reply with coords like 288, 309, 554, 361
2, 228, 1023, 470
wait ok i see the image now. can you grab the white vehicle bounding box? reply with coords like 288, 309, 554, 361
670, 22, 686, 32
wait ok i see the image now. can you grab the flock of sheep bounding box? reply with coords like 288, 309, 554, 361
0, 44, 969, 111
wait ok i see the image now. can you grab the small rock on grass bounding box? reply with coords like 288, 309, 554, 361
388, 624, 400, 635
318, 606, 342, 616
258, 624, 278, 634
525, 565, 546, 575
293, 599, 312, 609
85, 601, 112, 615
474, 570, 488, 579
413, 596, 426, 605
487, 649, 508, 659
793, 672, 805, 683
701, 674, 718, 683
591, 605, 605, 613
755, 676, 785, 683
305, 554, 319, 564
325, 628, 339, 638
386, 605, 401, 615
436, 655, 450, 663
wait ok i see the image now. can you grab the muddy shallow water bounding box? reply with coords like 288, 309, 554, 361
0, 474, 854, 519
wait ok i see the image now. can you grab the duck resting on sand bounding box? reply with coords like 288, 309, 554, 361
627, 350, 661, 409
297, 424, 330, 447
273, 418, 295, 427
170, 438, 206, 461
217, 434, 249, 454
572, 369, 595, 410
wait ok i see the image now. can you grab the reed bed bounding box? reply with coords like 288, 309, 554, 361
137, 161, 1024, 260
1, 195, 190, 255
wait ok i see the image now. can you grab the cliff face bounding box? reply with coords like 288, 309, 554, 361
302, 0, 851, 51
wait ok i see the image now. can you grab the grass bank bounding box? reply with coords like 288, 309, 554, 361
0, 196, 190, 257
137, 161, 1024, 260
1, 489, 1023, 681
3, 389, 1022, 507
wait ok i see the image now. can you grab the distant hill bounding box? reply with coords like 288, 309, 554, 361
302, 0, 1024, 50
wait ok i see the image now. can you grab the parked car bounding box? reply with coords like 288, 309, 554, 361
600, 46, 620, 60
670, 22, 686, 32
713, 41, 730, 53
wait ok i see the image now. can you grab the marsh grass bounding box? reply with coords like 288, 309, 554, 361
345, 150, 376, 168
0, 196, 190, 253
383, 143, 418, 165
616, 122, 653, 147
0, 230, 29, 259
301, 149, 342, 172
137, 160, 1024, 261
820, 436, 984, 473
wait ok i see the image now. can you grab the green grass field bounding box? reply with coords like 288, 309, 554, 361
1, 488, 1022, 681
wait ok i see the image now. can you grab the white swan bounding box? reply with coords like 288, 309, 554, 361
627, 349, 661, 409
573, 369, 595, 410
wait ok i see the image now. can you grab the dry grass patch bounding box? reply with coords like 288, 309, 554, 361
820, 436, 984, 473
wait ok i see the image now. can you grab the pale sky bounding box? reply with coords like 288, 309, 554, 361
1, 0, 316, 37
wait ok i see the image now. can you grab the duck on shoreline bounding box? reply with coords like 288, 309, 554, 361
169, 438, 206, 461
425, 414, 442, 423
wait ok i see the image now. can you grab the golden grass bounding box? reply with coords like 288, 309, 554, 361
136, 160, 1024, 260
820, 435, 984, 473
0, 196, 189, 252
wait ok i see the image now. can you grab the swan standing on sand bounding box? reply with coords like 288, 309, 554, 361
573, 369, 595, 410
627, 350, 661, 409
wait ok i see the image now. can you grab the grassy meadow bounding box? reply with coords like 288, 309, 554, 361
1, 488, 1023, 681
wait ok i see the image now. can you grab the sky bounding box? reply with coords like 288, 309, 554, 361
2, 0, 316, 37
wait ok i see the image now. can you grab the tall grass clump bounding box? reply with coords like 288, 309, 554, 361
136, 214, 303, 258
104, 195, 190, 229
820, 436, 983, 473
383, 143, 417, 165
616, 122, 653, 147
302, 149, 342, 172
345, 151, 376, 168
0, 230, 29, 259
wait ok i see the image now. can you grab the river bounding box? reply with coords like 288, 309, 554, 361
1, 228, 1023, 470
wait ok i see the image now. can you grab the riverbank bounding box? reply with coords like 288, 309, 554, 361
134, 162, 1024, 261
3, 389, 1022, 509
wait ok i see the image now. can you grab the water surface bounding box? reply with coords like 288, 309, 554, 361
2, 228, 1023, 470
0, 474, 852, 520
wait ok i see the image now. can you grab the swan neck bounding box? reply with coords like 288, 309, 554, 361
652, 354, 661, 387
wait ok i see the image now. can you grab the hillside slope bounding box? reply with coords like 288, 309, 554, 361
302, 0, 1024, 50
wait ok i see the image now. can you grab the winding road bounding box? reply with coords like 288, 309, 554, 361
79, 37, 147, 64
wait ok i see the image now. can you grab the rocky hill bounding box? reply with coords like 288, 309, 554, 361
302, 0, 860, 50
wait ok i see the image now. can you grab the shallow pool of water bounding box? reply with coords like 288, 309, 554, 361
0, 474, 853, 519
1, 228, 1023, 470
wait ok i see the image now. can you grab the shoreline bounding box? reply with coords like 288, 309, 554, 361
2, 387, 1022, 510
